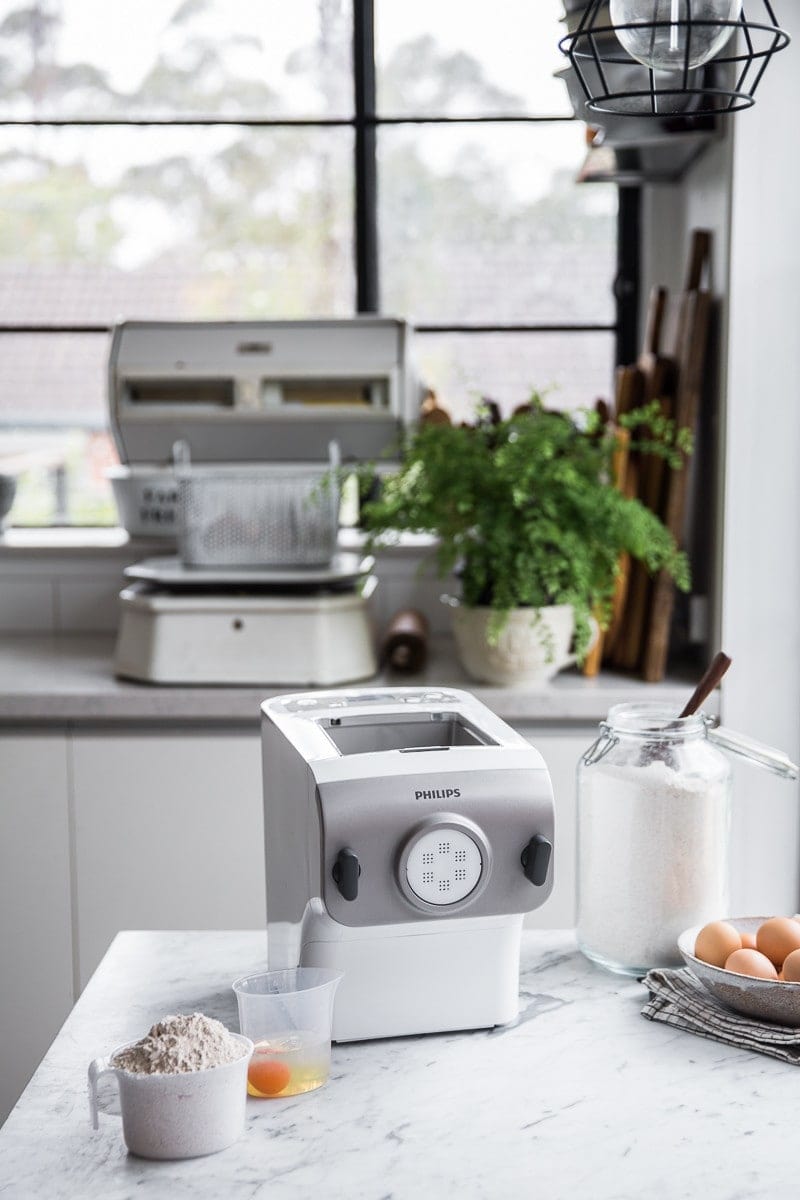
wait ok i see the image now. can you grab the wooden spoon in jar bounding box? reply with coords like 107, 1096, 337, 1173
680, 651, 732, 718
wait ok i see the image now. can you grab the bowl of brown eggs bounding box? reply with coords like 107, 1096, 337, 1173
678, 916, 800, 1024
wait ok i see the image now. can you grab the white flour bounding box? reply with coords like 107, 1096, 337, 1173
112, 1013, 246, 1075
577, 758, 729, 971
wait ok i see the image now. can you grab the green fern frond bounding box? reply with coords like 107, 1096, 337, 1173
361, 401, 692, 662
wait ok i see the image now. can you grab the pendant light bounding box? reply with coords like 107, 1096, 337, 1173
559, 1, 790, 117
611, 1, 742, 71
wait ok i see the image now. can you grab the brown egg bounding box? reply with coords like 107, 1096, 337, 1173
694, 921, 742, 968
740, 931, 758, 951
782, 949, 800, 982
724, 948, 779, 979
756, 917, 800, 968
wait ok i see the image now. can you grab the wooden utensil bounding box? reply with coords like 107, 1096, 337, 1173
644, 650, 732, 766
679, 651, 732, 718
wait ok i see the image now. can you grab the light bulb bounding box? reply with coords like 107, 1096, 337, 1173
609, 0, 742, 72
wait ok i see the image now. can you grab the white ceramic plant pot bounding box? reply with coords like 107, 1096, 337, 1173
451, 603, 594, 687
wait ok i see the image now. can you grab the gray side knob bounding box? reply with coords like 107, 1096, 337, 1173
332, 848, 361, 901
521, 835, 552, 887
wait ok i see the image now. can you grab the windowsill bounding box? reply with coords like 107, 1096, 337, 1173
0, 527, 439, 558
0, 528, 163, 558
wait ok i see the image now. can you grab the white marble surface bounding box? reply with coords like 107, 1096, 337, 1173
0, 930, 794, 1200
0, 635, 708, 726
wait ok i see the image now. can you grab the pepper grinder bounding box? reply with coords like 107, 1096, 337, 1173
380, 609, 430, 673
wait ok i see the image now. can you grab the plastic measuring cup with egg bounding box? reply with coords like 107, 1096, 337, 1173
232, 968, 342, 1098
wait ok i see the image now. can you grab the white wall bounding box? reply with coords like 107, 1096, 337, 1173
641, 21, 800, 913
721, 8, 800, 914
642, 132, 732, 307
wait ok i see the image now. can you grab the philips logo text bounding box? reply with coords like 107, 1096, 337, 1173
414, 788, 461, 801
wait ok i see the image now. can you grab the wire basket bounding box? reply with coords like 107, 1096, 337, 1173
178, 467, 341, 569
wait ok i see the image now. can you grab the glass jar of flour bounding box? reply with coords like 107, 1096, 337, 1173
577, 702, 800, 976
577, 703, 732, 977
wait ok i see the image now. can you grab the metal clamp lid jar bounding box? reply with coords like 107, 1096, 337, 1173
576, 703, 798, 978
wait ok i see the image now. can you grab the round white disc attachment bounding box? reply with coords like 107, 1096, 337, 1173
405, 827, 483, 905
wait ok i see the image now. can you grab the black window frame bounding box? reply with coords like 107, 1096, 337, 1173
0, 0, 639, 356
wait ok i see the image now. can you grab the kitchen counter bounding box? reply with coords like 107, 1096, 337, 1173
0, 930, 793, 1200
0, 635, 710, 726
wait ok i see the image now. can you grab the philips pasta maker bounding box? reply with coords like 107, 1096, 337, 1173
262, 686, 554, 1041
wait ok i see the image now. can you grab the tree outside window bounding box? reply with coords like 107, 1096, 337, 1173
0, 0, 618, 526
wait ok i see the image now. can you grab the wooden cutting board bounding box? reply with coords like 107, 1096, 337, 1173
641, 287, 712, 682
583, 368, 641, 675
584, 424, 633, 674
639, 229, 712, 681
609, 286, 678, 671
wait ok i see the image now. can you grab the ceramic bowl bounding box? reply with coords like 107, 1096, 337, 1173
107, 466, 179, 537
678, 917, 800, 1026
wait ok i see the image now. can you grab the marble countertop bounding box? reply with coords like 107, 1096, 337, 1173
0, 635, 709, 727
0, 929, 793, 1199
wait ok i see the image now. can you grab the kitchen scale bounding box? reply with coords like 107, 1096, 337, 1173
109, 319, 417, 685
115, 562, 378, 687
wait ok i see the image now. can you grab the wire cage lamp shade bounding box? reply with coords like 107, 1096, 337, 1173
558, 1, 790, 118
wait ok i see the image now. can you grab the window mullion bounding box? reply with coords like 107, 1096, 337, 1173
353, 0, 379, 313
615, 186, 641, 365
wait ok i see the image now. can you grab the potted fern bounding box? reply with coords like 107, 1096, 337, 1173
361, 397, 690, 685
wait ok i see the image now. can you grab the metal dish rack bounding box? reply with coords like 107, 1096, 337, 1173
178, 454, 341, 569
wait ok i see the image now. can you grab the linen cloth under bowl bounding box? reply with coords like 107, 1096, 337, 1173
642, 969, 800, 1064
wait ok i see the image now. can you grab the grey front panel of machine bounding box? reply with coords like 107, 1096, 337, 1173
115, 417, 402, 464
317, 768, 554, 927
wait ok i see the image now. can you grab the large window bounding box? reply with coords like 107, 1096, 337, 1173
0, 0, 622, 526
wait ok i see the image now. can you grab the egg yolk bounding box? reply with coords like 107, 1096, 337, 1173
247, 1055, 292, 1097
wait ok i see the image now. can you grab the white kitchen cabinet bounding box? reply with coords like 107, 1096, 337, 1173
70, 731, 266, 990
0, 734, 73, 1126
